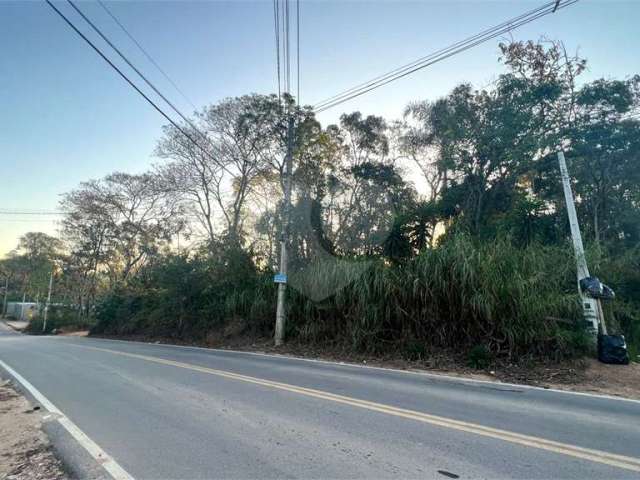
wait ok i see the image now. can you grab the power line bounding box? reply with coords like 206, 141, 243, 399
315, 0, 578, 112
275, 0, 293, 100
45, 0, 264, 202
282, 0, 286, 93
66, 0, 203, 139
314, 1, 556, 110
313, 0, 578, 113
0, 219, 60, 223
96, 0, 197, 112
273, 0, 282, 100
0, 211, 64, 215
46, 1, 193, 141
284, 0, 290, 94
313, 0, 568, 111
296, 0, 300, 104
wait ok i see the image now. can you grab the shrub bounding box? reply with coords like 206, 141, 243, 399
467, 345, 491, 369
27, 305, 95, 334
89, 233, 640, 361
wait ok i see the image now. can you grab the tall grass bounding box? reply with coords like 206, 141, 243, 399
92, 234, 640, 360
288, 235, 582, 358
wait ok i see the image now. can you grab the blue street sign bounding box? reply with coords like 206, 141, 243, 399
273, 273, 287, 284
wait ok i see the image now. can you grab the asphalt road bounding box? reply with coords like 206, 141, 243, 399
1, 324, 639, 479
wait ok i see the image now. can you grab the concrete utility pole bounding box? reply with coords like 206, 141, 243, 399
20, 292, 26, 321
275, 116, 295, 346
43, 270, 53, 333
2, 277, 8, 317
557, 151, 603, 336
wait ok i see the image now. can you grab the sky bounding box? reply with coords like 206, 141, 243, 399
1, 0, 639, 256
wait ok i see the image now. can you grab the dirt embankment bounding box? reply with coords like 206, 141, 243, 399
231, 340, 640, 400
0, 380, 67, 480
544, 358, 640, 399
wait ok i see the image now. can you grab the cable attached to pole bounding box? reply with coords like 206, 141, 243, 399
313, 0, 578, 113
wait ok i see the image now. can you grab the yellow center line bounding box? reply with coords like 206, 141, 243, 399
72, 344, 640, 473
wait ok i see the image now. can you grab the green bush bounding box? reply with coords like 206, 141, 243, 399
467, 345, 491, 369
90, 233, 640, 361
93, 248, 276, 340
589, 246, 640, 362
27, 305, 95, 335
403, 341, 428, 361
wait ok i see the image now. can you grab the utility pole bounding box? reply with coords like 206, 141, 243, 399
557, 150, 603, 337
2, 277, 8, 318
20, 292, 26, 321
43, 269, 53, 333
275, 115, 295, 346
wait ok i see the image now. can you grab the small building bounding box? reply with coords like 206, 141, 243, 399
5, 302, 38, 320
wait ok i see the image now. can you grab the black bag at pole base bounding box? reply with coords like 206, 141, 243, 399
579, 276, 616, 300
597, 334, 630, 365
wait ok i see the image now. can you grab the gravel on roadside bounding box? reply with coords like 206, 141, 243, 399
0, 379, 67, 480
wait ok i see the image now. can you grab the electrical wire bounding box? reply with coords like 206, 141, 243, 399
315, 0, 578, 112
0, 219, 60, 223
0, 211, 63, 215
46, 1, 200, 146
314, 1, 554, 110
96, 0, 197, 111
273, 0, 282, 101
296, 0, 300, 104
66, 0, 205, 140
313, 0, 578, 113
45, 0, 261, 201
284, 0, 290, 94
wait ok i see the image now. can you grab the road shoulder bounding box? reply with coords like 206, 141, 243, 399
0, 379, 67, 480
91, 333, 640, 401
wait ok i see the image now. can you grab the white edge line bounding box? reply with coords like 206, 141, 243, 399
66, 335, 640, 406
0, 358, 134, 480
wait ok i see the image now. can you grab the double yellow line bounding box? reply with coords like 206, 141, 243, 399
75, 344, 640, 473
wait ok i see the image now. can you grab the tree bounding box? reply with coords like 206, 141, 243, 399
569, 77, 640, 245
400, 105, 448, 202
407, 81, 539, 235
61, 172, 185, 293
12, 233, 64, 299
157, 94, 315, 247
155, 121, 221, 247
15, 232, 64, 263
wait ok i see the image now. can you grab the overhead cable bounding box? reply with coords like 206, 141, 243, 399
313, 0, 578, 113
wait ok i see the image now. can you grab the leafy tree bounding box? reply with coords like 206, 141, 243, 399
569, 77, 640, 245
60, 172, 185, 315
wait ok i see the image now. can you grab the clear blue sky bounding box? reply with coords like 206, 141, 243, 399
1, 0, 638, 255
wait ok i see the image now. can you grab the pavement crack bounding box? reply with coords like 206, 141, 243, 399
437, 469, 460, 478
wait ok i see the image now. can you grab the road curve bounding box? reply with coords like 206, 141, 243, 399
1, 325, 639, 479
